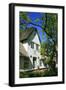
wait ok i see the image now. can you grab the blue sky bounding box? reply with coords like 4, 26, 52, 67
20, 12, 47, 42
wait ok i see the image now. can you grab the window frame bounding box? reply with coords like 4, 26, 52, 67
31, 42, 34, 49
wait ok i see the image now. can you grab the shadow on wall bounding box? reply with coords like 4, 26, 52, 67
19, 56, 33, 70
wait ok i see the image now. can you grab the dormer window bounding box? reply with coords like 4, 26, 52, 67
31, 42, 34, 49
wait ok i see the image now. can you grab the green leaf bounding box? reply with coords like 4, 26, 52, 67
34, 18, 40, 22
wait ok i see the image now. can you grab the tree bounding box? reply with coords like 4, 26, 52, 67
20, 12, 58, 70
39, 13, 58, 69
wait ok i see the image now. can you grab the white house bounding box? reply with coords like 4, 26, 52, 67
19, 27, 46, 71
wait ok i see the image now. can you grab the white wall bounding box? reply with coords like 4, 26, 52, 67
28, 33, 40, 57
32, 34, 40, 45
0, 0, 66, 90
23, 43, 28, 52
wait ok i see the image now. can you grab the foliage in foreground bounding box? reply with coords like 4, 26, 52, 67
19, 68, 58, 78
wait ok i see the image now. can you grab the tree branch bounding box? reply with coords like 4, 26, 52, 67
28, 22, 55, 43
20, 19, 55, 43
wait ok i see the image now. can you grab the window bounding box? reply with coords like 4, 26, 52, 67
36, 44, 39, 50
30, 55, 32, 58
38, 57, 39, 59
33, 57, 36, 68
24, 59, 29, 69
31, 42, 34, 49
40, 60, 42, 66
20, 57, 29, 69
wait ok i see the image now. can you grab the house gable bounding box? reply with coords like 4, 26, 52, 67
20, 27, 41, 44
20, 27, 41, 56
32, 33, 40, 45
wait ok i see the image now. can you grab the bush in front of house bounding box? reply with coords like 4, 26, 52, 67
19, 68, 58, 78
28, 71, 42, 77
20, 70, 43, 78
43, 68, 58, 76
20, 71, 29, 78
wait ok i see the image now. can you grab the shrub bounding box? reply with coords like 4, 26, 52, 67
20, 71, 29, 78
43, 68, 58, 76
19, 68, 58, 78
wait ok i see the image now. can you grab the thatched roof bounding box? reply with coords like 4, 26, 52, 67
20, 27, 41, 42
20, 27, 34, 41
